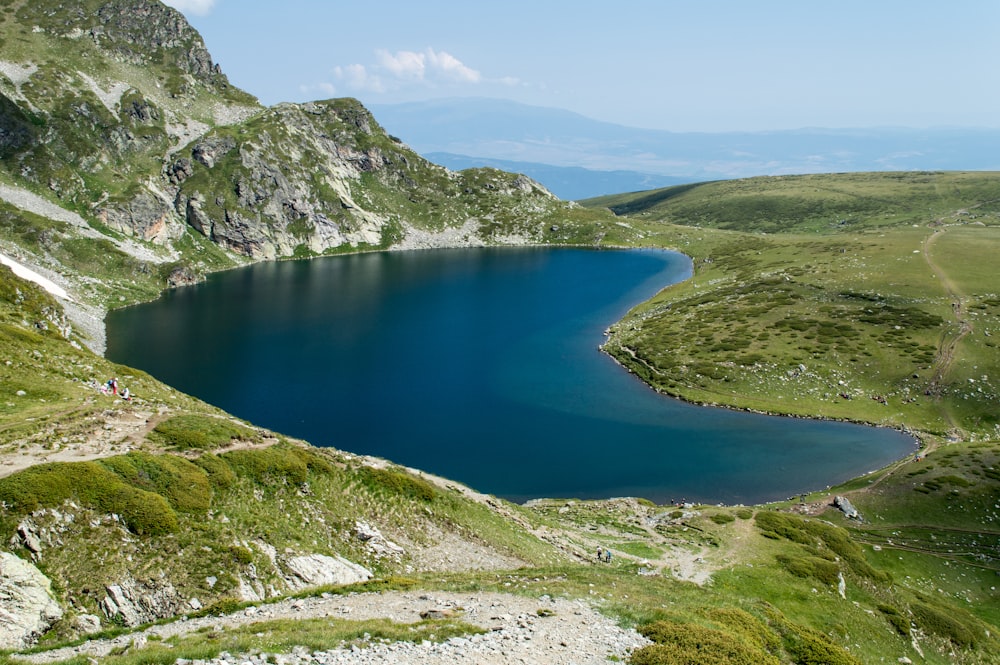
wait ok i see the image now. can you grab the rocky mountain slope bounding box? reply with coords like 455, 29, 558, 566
0, 2, 998, 664
0, 0, 622, 349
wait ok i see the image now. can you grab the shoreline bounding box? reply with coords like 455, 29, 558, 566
18, 232, 927, 508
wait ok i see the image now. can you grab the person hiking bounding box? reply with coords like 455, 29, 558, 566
596, 547, 603, 562
605, 549, 612, 563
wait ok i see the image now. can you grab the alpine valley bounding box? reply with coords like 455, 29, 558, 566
0, 2, 998, 664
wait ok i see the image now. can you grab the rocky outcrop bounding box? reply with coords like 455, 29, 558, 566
24, 0, 228, 90
100, 575, 181, 627
171, 100, 400, 258
283, 554, 372, 590
98, 188, 181, 242
354, 520, 405, 560
0, 91, 38, 156
833, 495, 862, 521
0, 552, 63, 649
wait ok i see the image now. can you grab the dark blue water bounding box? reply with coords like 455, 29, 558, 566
106, 248, 915, 504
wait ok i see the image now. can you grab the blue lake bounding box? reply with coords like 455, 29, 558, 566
105, 247, 916, 504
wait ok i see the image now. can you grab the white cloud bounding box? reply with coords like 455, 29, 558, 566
299, 82, 337, 98
162, 0, 217, 16
335, 48, 482, 93
424, 49, 481, 83
376, 49, 427, 81
333, 64, 385, 93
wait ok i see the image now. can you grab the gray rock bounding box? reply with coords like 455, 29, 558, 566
17, 521, 42, 557
73, 613, 102, 635
833, 495, 862, 520
0, 552, 63, 649
284, 554, 372, 590
100, 575, 180, 627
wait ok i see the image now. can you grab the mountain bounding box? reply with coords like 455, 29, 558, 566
371, 97, 1000, 180
0, 2, 997, 663
424, 152, 693, 200
0, 0, 623, 348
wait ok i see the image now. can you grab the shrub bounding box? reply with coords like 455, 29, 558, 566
711, 513, 736, 525
227, 545, 254, 565
755, 511, 888, 583
876, 604, 910, 637
193, 453, 237, 490
764, 608, 862, 665
222, 446, 309, 486
357, 466, 438, 502
200, 597, 245, 617
0, 461, 178, 535
100, 452, 211, 514
290, 447, 336, 475
148, 415, 257, 451
784, 631, 862, 665
754, 512, 814, 545
633, 621, 779, 665
775, 554, 840, 586
911, 600, 979, 647
704, 607, 781, 653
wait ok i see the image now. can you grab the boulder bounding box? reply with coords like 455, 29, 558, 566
0, 552, 63, 649
100, 575, 180, 627
283, 554, 372, 590
355, 520, 405, 560
73, 613, 102, 635
833, 495, 862, 521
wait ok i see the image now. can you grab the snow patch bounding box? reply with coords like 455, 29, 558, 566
0, 253, 70, 301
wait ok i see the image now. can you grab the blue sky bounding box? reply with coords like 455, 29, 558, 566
164, 0, 1000, 132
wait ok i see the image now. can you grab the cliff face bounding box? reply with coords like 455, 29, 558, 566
169, 99, 560, 259
0, 0, 575, 275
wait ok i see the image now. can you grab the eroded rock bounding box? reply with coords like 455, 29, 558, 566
283, 553, 372, 590
0, 552, 63, 649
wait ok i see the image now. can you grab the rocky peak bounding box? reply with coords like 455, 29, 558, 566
95, 0, 222, 81
18, 0, 229, 89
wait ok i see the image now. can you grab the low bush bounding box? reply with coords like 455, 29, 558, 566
911, 600, 979, 647
148, 415, 257, 451
775, 554, 840, 586
704, 607, 781, 653
755, 511, 889, 583
876, 604, 910, 636
632, 620, 779, 665
192, 453, 237, 490
356, 465, 438, 502
710, 513, 736, 525
100, 452, 211, 514
784, 631, 862, 665
762, 604, 863, 665
221, 446, 310, 486
0, 461, 178, 535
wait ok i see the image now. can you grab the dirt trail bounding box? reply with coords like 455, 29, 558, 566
921, 225, 972, 435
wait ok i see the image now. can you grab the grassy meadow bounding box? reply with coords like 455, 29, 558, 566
1, 171, 1000, 664
585, 172, 1000, 441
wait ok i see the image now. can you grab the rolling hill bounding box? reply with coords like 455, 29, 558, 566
0, 2, 996, 664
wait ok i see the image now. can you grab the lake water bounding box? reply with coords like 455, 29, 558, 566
106, 247, 915, 504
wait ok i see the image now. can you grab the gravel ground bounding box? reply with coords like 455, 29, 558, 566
19, 591, 649, 665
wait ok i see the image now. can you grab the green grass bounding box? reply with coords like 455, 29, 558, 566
58, 615, 483, 665
585, 172, 1000, 439
2, 13, 1000, 662
147, 414, 259, 451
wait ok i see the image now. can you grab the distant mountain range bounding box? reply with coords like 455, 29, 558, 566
371, 98, 1000, 198
423, 153, 693, 200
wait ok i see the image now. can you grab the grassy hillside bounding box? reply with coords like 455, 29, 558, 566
0, 1, 997, 663
0, 184, 1000, 663
585, 172, 1000, 441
